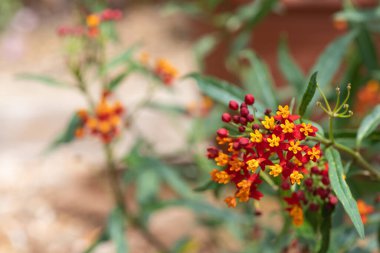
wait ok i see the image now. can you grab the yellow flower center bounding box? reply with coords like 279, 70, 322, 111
212, 170, 230, 184
290, 171, 304, 185
229, 157, 244, 172
277, 105, 290, 118
224, 196, 237, 208
300, 123, 314, 136
246, 159, 260, 171
250, 130, 263, 143
268, 164, 283, 177
86, 14, 101, 28
307, 147, 321, 160
280, 119, 295, 133
261, 116, 275, 130
267, 134, 280, 147
288, 140, 302, 154
289, 205, 304, 226
215, 152, 229, 166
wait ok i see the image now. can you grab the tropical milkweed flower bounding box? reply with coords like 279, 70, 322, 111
57, 9, 123, 39
154, 58, 178, 85
357, 200, 375, 224
207, 94, 337, 226
76, 91, 124, 143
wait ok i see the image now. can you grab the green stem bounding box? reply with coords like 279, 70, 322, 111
104, 143, 126, 212
308, 136, 380, 180
329, 116, 334, 143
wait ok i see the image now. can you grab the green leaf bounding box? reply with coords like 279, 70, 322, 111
186, 73, 244, 105
107, 207, 128, 253
298, 72, 318, 117
100, 21, 118, 42
238, 50, 277, 109
194, 34, 218, 71
186, 73, 265, 114
355, 26, 378, 72
308, 30, 358, 105
235, 0, 278, 29
17, 73, 68, 88
310, 31, 357, 88
46, 113, 82, 151
325, 148, 364, 238
278, 38, 305, 94
137, 169, 161, 205
103, 44, 140, 74
156, 163, 194, 199
356, 105, 380, 148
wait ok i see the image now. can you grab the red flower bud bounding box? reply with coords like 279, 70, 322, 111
240, 107, 249, 117
232, 115, 240, 124
229, 100, 239, 110
304, 178, 313, 187
207, 147, 219, 159
238, 126, 246, 133
328, 195, 338, 205
239, 117, 247, 125
217, 128, 229, 138
322, 176, 330, 186
239, 137, 249, 146
244, 94, 255, 105
281, 181, 291, 190
264, 108, 272, 116
246, 114, 254, 122
222, 113, 232, 122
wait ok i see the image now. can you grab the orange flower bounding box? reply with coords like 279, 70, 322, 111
155, 58, 178, 85
357, 200, 374, 224
75, 92, 124, 143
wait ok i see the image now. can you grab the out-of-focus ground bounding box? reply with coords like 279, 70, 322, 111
0, 4, 284, 253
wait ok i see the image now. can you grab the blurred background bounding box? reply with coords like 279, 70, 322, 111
0, 0, 379, 252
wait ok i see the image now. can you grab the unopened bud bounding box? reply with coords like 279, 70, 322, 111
347, 83, 351, 90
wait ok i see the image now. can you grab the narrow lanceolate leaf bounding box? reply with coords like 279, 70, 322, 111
326, 148, 365, 238
136, 169, 161, 205
194, 34, 218, 70
108, 207, 128, 253
17, 73, 68, 88
46, 113, 82, 151
356, 105, 380, 148
298, 72, 317, 117
238, 50, 277, 109
186, 73, 265, 116
355, 26, 378, 72
309, 30, 357, 90
278, 38, 305, 94
186, 73, 245, 106
103, 44, 140, 74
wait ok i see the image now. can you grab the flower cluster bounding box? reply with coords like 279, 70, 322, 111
207, 94, 333, 226
57, 9, 122, 38
76, 92, 124, 143
140, 53, 178, 85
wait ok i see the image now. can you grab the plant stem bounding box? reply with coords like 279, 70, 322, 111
104, 144, 170, 253
308, 136, 380, 180
329, 116, 334, 143
104, 143, 126, 211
